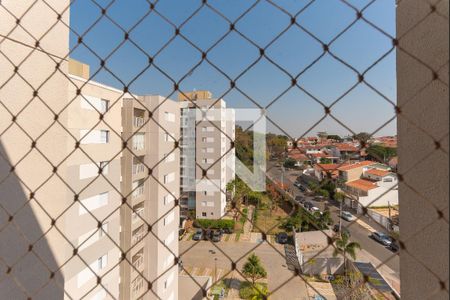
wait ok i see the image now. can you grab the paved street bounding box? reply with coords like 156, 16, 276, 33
266, 162, 400, 276
180, 241, 309, 300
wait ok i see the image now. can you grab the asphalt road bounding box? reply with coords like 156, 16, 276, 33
266, 162, 400, 275
180, 241, 310, 300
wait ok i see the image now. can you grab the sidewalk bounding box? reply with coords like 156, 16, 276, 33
356, 249, 401, 296
239, 206, 254, 242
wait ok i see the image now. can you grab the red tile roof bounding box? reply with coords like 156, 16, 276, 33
365, 169, 391, 177
314, 164, 342, 171
346, 179, 378, 192
338, 161, 377, 171
336, 144, 359, 152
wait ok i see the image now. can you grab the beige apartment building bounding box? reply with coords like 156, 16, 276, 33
179, 91, 235, 219
0, 1, 180, 298
1, 1, 74, 299
121, 95, 180, 300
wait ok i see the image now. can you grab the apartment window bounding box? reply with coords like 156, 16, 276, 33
202, 137, 214, 143
164, 211, 175, 226
132, 133, 145, 151
132, 180, 145, 198
80, 129, 110, 144
164, 112, 175, 122
202, 127, 214, 132
80, 95, 109, 113
202, 148, 214, 153
99, 222, 108, 237
79, 192, 109, 215
203, 158, 214, 165
202, 212, 207, 217
97, 254, 108, 270
164, 194, 175, 205
201, 201, 207, 207
164, 173, 175, 184
100, 99, 109, 113
100, 130, 109, 143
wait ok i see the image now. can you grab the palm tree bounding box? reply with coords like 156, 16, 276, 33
333, 232, 361, 274
242, 253, 267, 285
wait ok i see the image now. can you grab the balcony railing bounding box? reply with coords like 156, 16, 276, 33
132, 252, 144, 271
133, 116, 145, 128
131, 277, 145, 297
132, 208, 144, 223
132, 164, 145, 175
132, 185, 144, 199
132, 142, 145, 151
132, 226, 146, 245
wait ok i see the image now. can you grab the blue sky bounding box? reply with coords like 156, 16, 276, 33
69, 0, 397, 138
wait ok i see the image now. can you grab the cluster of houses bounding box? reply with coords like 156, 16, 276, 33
286, 134, 399, 215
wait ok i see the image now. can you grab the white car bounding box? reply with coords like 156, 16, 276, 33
341, 211, 356, 222
310, 207, 321, 214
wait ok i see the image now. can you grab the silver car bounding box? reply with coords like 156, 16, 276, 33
341, 211, 356, 222
371, 232, 392, 246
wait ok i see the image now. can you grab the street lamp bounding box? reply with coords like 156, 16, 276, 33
214, 257, 218, 282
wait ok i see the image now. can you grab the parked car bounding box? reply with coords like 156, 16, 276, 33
203, 229, 213, 241
341, 211, 356, 222
310, 207, 321, 214
212, 230, 223, 242
295, 196, 305, 204
299, 185, 307, 192
294, 182, 301, 188
304, 202, 314, 209
371, 232, 393, 246
389, 240, 400, 252
223, 227, 234, 234
276, 232, 289, 244
192, 229, 203, 241
333, 224, 351, 236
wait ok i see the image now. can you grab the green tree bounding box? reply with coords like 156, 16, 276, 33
320, 157, 333, 164
283, 157, 296, 168
333, 232, 361, 274
353, 132, 371, 146
242, 253, 268, 285
334, 192, 345, 202
327, 135, 343, 142
227, 178, 251, 206
367, 145, 397, 163
317, 189, 330, 199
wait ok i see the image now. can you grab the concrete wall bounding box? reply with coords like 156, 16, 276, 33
0, 1, 70, 299
397, 1, 449, 299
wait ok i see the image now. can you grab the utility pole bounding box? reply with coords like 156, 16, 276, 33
214, 257, 218, 282
339, 199, 343, 234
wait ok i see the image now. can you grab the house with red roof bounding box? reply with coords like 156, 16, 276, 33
339, 163, 399, 213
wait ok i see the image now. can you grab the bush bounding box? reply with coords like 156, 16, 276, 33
194, 219, 235, 230
317, 189, 330, 199
239, 282, 268, 300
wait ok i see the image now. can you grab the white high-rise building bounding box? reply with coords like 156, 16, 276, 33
179, 91, 235, 219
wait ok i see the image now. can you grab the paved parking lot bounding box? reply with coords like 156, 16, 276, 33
180, 240, 310, 300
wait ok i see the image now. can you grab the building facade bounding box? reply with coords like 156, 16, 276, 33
179, 91, 235, 219
121, 95, 180, 300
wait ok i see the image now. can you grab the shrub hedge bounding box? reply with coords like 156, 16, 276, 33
194, 219, 235, 230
